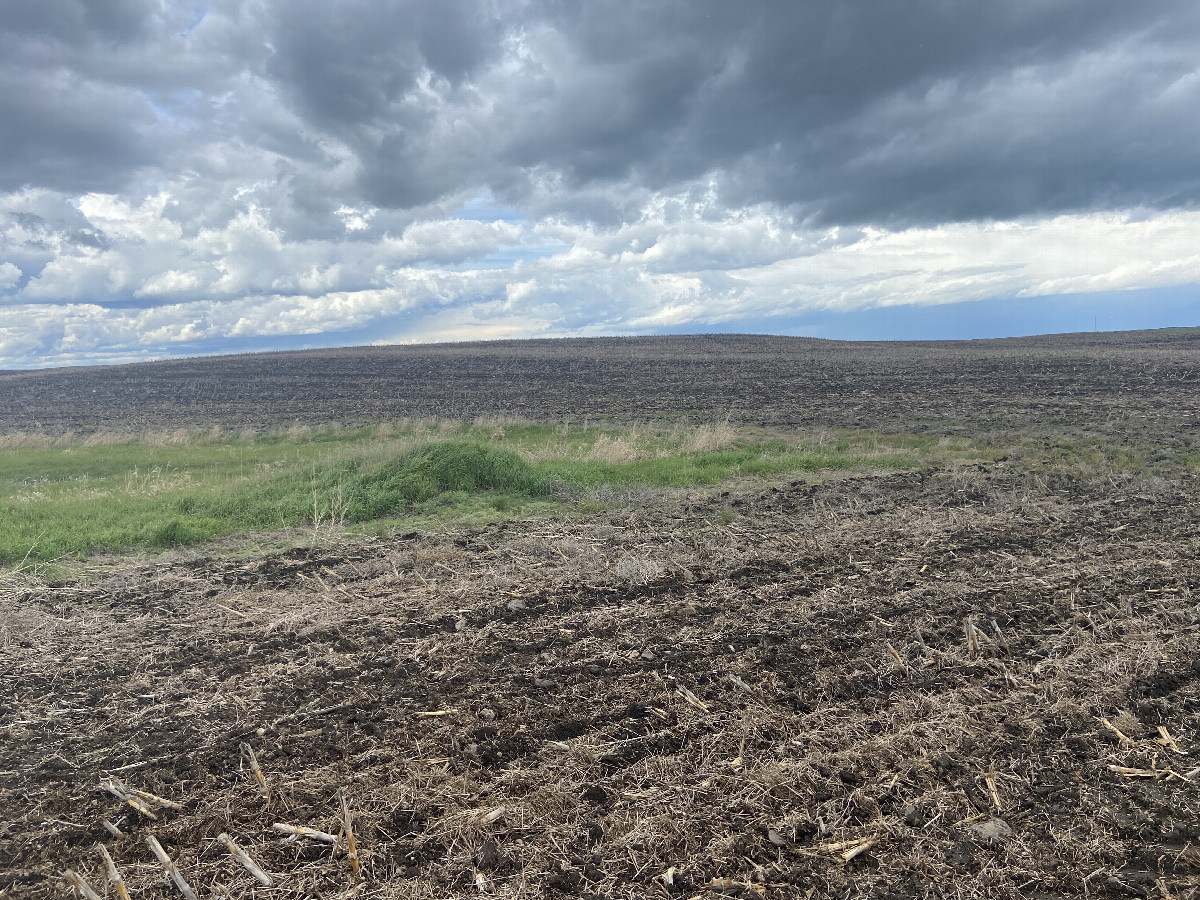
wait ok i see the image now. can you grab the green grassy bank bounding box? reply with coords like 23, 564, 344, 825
2, 418, 1169, 568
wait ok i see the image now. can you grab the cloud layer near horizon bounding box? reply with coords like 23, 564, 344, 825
2, 1, 1199, 366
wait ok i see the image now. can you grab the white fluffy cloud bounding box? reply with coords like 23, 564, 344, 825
0, 261, 21, 290
76, 192, 182, 243
3, 184, 1199, 367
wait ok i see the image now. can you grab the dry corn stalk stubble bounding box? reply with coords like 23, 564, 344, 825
96, 845, 131, 900
240, 742, 270, 801
218, 832, 273, 886
7, 460, 1200, 899
145, 835, 198, 900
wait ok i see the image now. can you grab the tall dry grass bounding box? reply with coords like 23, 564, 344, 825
680, 422, 738, 453
0, 432, 55, 449
585, 432, 645, 463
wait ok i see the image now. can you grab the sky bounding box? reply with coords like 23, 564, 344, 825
1, 1, 1199, 369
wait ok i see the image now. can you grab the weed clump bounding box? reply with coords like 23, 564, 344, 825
147, 518, 194, 548
351, 442, 546, 519
405, 441, 546, 495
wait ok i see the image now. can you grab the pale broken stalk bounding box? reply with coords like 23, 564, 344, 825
675, 684, 709, 712
983, 769, 1004, 810
1108, 764, 1167, 778
816, 836, 878, 861
1156, 725, 1184, 753
145, 835, 199, 900
97, 845, 131, 900
99, 777, 157, 820
725, 673, 756, 696
477, 806, 506, 825
127, 787, 183, 811
963, 616, 982, 657
709, 878, 765, 897
1099, 717, 1134, 745
841, 838, 876, 862
241, 743, 270, 802
99, 775, 181, 815
273, 823, 339, 844
341, 794, 361, 877
219, 833, 273, 886
63, 870, 103, 900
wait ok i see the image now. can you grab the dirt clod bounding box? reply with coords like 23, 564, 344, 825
968, 818, 1014, 844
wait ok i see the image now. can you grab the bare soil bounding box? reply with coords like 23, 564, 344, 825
2, 331, 1200, 898
2, 462, 1199, 898
2, 331, 1199, 443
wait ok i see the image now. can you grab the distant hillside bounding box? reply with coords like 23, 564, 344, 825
2, 330, 1198, 441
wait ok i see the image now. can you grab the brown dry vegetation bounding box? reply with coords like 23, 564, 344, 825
2, 331, 1200, 899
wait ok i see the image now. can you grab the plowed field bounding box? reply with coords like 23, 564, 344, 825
2, 332, 1200, 899
4, 464, 1200, 898
2, 331, 1199, 441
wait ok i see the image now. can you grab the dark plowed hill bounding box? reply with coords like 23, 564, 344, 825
2, 330, 1199, 440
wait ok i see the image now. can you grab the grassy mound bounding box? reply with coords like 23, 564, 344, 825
350, 441, 547, 519
184, 441, 547, 536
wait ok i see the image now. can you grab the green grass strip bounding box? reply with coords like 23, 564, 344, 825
6, 420, 1162, 567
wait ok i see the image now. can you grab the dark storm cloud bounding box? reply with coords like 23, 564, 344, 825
3, 0, 1198, 225
268, 0, 504, 123
0, 0, 217, 194
3, 0, 159, 46
261, 0, 512, 208
0, 68, 158, 194
560, 0, 1200, 223
6, 0, 1200, 369
252, 0, 1200, 225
